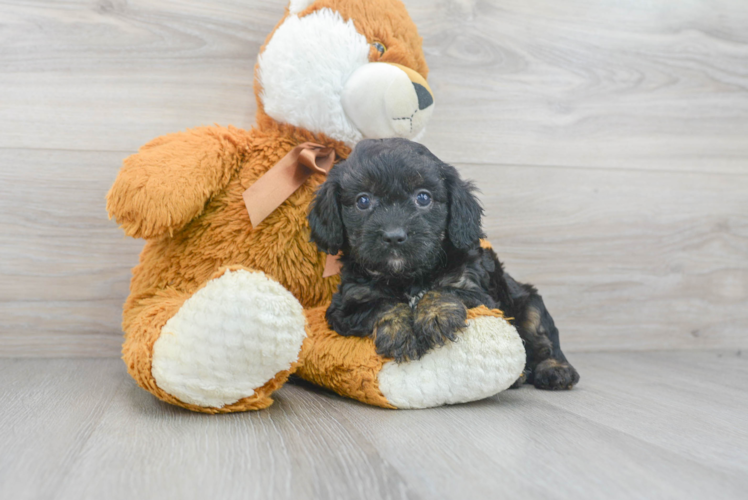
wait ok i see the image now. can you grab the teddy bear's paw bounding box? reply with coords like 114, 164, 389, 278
151, 269, 306, 409
377, 314, 526, 409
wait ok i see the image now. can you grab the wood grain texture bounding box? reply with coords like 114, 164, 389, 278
0, 358, 128, 500
473, 164, 748, 351
0, 0, 747, 355
416, 0, 748, 172
0, 149, 142, 356
2, 0, 747, 171
1, 351, 747, 499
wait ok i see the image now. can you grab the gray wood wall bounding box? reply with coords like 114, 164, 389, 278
1, 0, 746, 357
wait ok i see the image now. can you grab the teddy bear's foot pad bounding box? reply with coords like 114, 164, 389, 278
377, 314, 526, 409
151, 269, 306, 408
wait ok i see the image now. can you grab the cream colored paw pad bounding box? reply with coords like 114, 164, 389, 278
152, 269, 306, 408
377, 316, 526, 409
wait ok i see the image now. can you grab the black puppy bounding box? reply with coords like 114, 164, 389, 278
308, 138, 579, 390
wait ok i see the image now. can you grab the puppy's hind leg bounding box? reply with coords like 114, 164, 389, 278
502, 274, 580, 390
518, 292, 580, 390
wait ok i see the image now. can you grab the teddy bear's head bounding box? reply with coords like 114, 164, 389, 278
255, 0, 434, 146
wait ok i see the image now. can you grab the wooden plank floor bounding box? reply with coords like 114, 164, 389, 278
1, 350, 746, 500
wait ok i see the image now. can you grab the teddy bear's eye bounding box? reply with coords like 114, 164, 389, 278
371, 41, 386, 56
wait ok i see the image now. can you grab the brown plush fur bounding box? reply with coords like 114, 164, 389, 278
298, 307, 395, 409
107, 0, 453, 412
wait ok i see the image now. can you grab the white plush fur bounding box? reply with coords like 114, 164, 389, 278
258, 8, 370, 145
288, 0, 315, 14
151, 269, 307, 408
377, 316, 526, 409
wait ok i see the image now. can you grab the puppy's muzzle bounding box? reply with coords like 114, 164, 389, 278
341, 63, 434, 140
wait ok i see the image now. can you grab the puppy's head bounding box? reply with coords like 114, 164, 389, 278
308, 138, 484, 278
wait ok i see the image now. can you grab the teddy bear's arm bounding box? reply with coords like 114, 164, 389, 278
298, 305, 526, 409
107, 126, 251, 239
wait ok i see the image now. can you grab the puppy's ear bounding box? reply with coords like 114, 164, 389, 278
442, 163, 485, 250
308, 174, 345, 255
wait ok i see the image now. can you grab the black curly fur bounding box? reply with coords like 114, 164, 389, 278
308, 138, 579, 388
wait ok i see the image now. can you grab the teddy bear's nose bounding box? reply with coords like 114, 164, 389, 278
382, 228, 408, 246
413, 82, 433, 110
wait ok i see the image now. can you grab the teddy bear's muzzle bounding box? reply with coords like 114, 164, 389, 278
341, 62, 435, 141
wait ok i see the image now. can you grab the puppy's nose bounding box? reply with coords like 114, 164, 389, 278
382, 228, 408, 246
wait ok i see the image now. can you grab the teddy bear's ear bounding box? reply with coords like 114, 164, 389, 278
288, 0, 315, 14
308, 173, 345, 255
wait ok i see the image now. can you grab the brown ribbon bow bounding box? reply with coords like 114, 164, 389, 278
242, 142, 342, 277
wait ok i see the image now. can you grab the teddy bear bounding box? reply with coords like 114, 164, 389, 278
106, 0, 526, 413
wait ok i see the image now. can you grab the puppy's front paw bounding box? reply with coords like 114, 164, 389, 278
373, 304, 420, 362
533, 359, 580, 390
413, 291, 467, 350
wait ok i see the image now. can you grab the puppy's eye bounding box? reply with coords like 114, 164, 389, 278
415, 191, 432, 207
356, 194, 372, 210
371, 41, 386, 56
